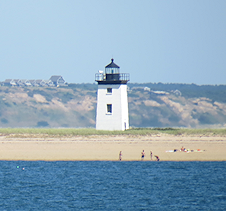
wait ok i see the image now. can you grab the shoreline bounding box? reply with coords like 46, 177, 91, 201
0, 134, 225, 161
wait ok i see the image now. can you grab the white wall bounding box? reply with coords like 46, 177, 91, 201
96, 84, 129, 130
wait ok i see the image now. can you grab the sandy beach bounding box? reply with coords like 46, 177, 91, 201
0, 134, 225, 161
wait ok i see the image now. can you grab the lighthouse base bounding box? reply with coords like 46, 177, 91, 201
96, 84, 129, 131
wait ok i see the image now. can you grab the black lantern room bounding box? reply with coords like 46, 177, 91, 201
95, 59, 130, 84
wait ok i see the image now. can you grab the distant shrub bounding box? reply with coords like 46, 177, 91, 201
36, 121, 49, 127
86, 91, 96, 97
68, 83, 97, 90
27, 91, 34, 97
1, 118, 8, 124
4, 102, 12, 107
29, 89, 53, 101
58, 92, 74, 103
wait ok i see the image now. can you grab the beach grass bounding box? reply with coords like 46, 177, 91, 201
0, 127, 226, 137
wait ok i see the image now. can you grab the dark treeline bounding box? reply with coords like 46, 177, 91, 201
68, 82, 226, 103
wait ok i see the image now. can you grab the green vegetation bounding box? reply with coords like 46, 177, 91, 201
1, 118, 8, 124
27, 89, 53, 101
0, 83, 226, 128
128, 83, 226, 103
36, 121, 49, 127
0, 128, 226, 137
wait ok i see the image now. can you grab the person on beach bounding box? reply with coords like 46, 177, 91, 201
181, 146, 185, 151
141, 150, 145, 160
155, 155, 160, 161
119, 151, 122, 161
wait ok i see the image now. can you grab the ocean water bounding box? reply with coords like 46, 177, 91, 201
0, 161, 225, 211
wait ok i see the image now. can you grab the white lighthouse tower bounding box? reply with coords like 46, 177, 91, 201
95, 59, 130, 131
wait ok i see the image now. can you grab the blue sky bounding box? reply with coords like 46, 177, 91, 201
0, 0, 225, 85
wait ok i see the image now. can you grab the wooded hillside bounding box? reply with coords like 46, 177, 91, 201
1, 83, 226, 128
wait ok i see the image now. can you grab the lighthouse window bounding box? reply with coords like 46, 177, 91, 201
107, 88, 112, 93
107, 104, 112, 113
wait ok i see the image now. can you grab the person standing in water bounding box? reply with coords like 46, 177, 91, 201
141, 150, 145, 160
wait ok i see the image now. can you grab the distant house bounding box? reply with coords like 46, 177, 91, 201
3, 79, 32, 87
33, 79, 53, 87
35, 79, 43, 86
2, 75, 67, 87
30, 80, 39, 87
40, 80, 54, 87
150, 90, 169, 95
14, 79, 20, 85
17, 79, 32, 87
3, 79, 13, 86
49, 75, 67, 86
17, 79, 23, 87
132, 87, 145, 91
144, 87, 151, 91
24, 80, 32, 86
172, 89, 182, 96
4, 79, 17, 86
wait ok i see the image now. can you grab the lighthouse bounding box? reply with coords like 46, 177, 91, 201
95, 59, 130, 130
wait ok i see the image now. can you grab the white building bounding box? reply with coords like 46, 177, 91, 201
95, 59, 130, 131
